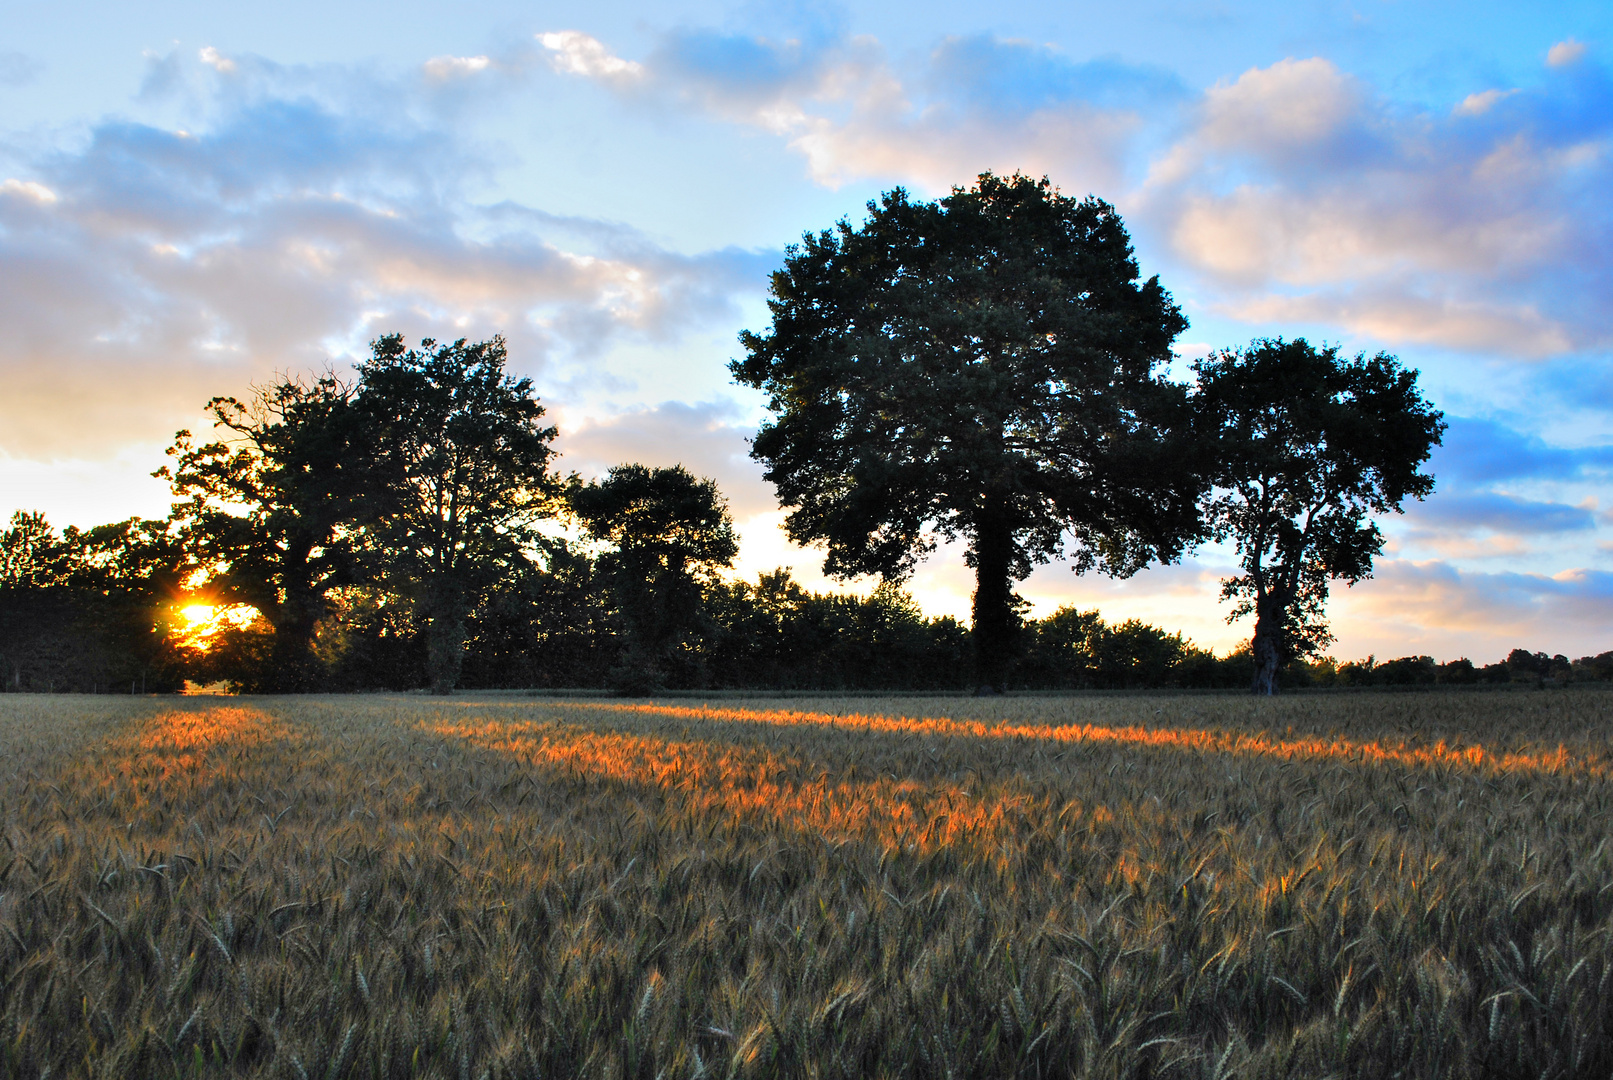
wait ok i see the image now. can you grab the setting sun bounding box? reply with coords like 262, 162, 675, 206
182, 604, 217, 625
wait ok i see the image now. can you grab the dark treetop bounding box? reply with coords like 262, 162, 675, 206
159, 374, 366, 692
356, 334, 563, 694
1193, 338, 1445, 695
570, 463, 738, 693
732, 172, 1198, 691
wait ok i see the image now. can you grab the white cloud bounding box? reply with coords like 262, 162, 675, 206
538, 31, 643, 82
197, 46, 236, 74
535, 27, 1613, 360
1217, 291, 1572, 358
0, 446, 173, 530
0, 179, 57, 204
1547, 39, 1588, 68
1328, 559, 1613, 660
1144, 55, 1613, 358
1454, 88, 1516, 116
540, 28, 1157, 196
558, 400, 773, 517
1199, 58, 1359, 151
0, 82, 766, 465
787, 100, 1138, 193
423, 55, 492, 82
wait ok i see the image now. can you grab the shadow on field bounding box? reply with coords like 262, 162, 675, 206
0, 693, 1609, 1079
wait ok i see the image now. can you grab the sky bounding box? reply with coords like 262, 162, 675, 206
2, 0, 1611, 664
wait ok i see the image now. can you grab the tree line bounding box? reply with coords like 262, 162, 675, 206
2, 508, 1605, 695
3, 172, 1592, 695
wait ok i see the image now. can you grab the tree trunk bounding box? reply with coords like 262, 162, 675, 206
1250, 592, 1284, 696
971, 501, 1017, 695
423, 583, 468, 695
269, 610, 324, 693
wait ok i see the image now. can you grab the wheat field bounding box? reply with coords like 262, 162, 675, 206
0, 690, 1609, 1079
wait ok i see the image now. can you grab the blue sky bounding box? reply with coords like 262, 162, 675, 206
2, 0, 1611, 663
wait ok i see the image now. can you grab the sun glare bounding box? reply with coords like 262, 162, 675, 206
182, 604, 217, 625
175, 602, 257, 650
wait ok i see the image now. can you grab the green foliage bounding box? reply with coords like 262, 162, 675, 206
1017, 605, 1255, 690
1193, 339, 1446, 695
356, 335, 565, 694
571, 464, 739, 693
706, 572, 973, 691
158, 373, 367, 691
0, 512, 192, 692
457, 539, 617, 691
733, 171, 1198, 691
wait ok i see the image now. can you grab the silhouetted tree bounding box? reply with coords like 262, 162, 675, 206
703, 569, 972, 691
570, 464, 737, 693
732, 172, 1199, 693
0, 512, 192, 692
1, 511, 74, 691
71, 516, 193, 691
458, 538, 617, 690
1193, 338, 1444, 695
159, 374, 367, 691
356, 335, 563, 694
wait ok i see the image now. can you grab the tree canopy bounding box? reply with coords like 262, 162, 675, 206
158, 374, 365, 691
731, 171, 1198, 691
0, 511, 191, 693
355, 335, 564, 694
570, 463, 738, 693
1193, 338, 1445, 694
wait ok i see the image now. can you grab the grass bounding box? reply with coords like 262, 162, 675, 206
0, 689, 1610, 1078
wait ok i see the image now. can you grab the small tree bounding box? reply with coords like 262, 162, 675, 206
1, 512, 193, 693
1193, 338, 1445, 695
158, 374, 366, 691
732, 172, 1199, 693
356, 335, 563, 694
570, 464, 737, 693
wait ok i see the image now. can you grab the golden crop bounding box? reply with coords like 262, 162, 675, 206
0, 690, 1609, 1078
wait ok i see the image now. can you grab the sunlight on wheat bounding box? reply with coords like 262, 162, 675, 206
427, 719, 1057, 851
448, 698, 1607, 778
0, 690, 1608, 1078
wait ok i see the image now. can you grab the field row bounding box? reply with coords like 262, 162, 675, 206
0, 691, 1609, 1078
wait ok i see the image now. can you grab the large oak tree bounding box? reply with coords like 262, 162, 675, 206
732, 173, 1199, 691
356, 335, 563, 694
1193, 338, 1445, 695
159, 374, 367, 691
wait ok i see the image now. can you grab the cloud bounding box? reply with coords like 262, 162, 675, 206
1548, 39, 1588, 69
1147, 54, 1613, 357
0, 53, 769, 461
198, 47, 237, 75
423, 55, 492, 82
1330, 559, 1613, 659
558, 400, 773, 517
1409, 492, 1595, 535
1, 179, 57, 204
538, 31, 643, 82
1429, 416, 1613, 483
0, 51, 43, 88
1216, 291, 1571, 357
542, 26, 1180, 193
1198, 58, 1362, 155
1454, 88, 1517, 117
537, 23, 1613, 362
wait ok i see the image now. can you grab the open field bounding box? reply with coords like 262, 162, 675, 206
0, 691, 1610, 1078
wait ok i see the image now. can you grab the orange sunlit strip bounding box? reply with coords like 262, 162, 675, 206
527, 701, 1607, 778
118, 706, 283, 781
428, 720, 1068, 850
